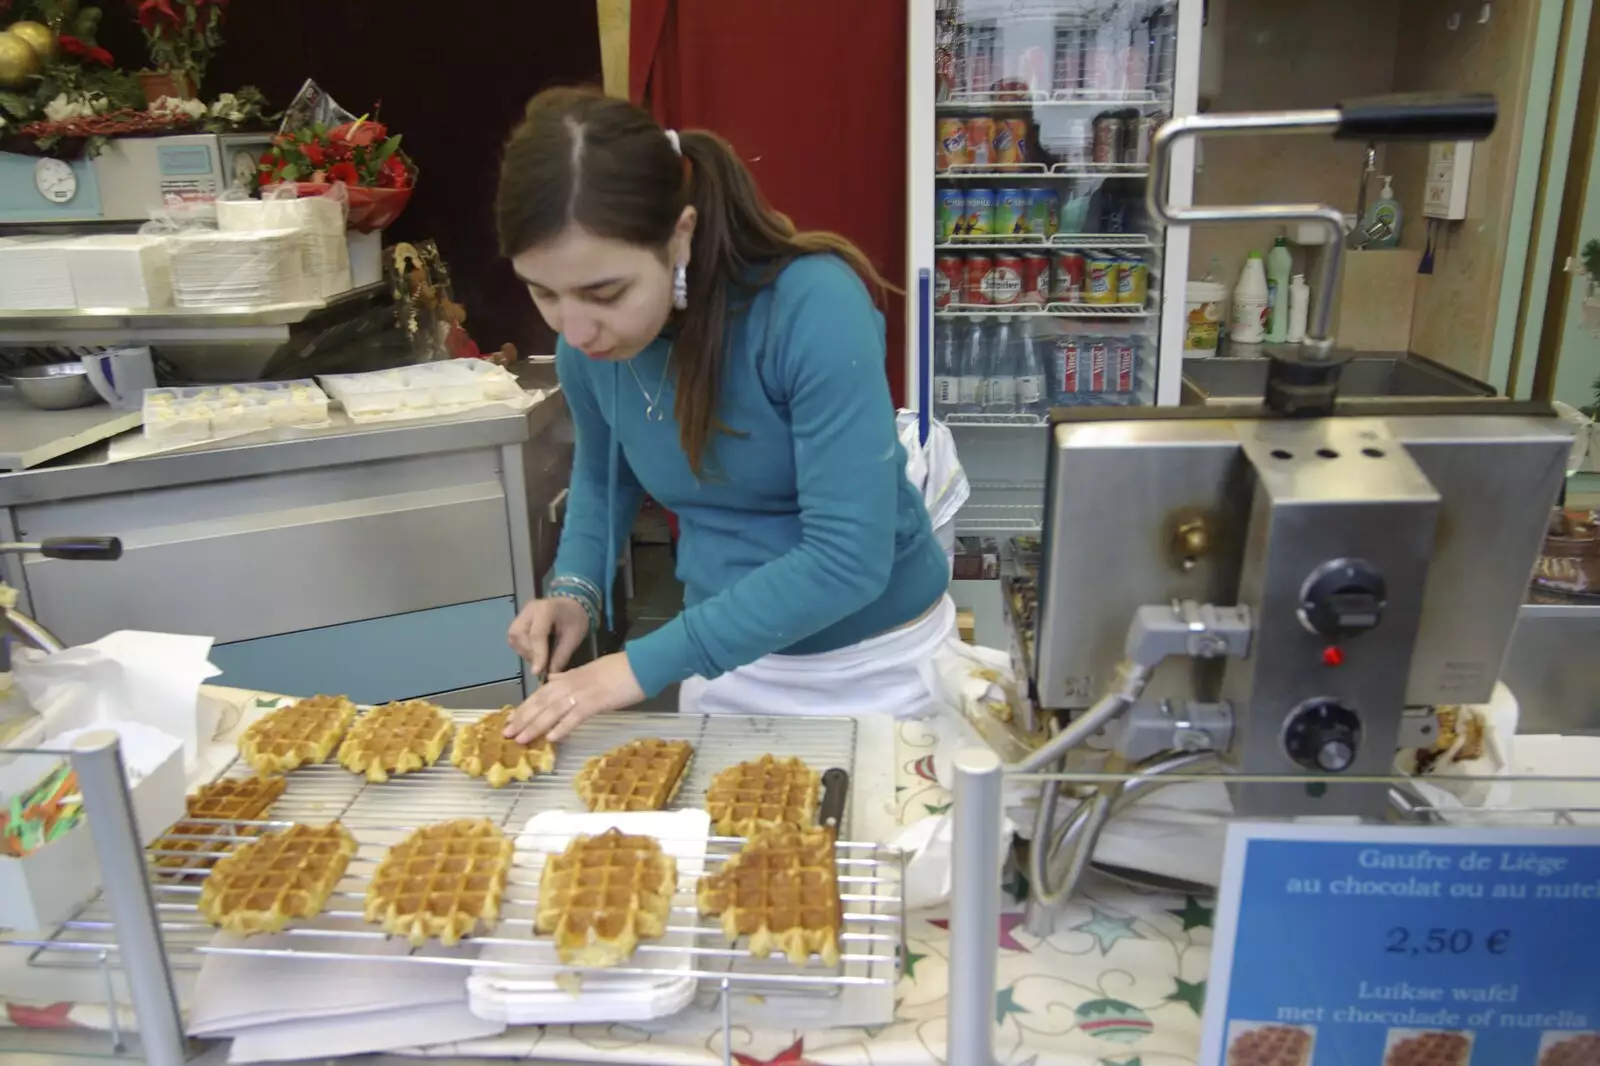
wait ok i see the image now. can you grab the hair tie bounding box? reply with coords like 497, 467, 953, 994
665, 129, 681, 155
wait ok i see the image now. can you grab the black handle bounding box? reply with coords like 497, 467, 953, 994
819, 768, 849, 833
38, 537, 123, 561
1335, 92, 1497, 142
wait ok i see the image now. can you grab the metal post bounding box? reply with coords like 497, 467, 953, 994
948, 747, 1003, 1066
68, 731, 188, 1066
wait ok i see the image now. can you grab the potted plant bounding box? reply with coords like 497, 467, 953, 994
255, 115, 418, 233
127, 0, 225, 102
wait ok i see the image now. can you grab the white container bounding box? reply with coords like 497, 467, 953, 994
347, 230, 382, 288
1184, 280, 1228, 358
1287, 273, 1310, 343
83, 346, 158, 411
61, 235, 173, 309
1265, 237, 1292, 343
1229, 252, 1268, 345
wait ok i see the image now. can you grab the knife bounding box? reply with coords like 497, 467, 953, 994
819, 768, 849, 837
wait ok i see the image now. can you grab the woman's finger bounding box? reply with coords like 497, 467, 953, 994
517, 606, 555, 676
508, 686, 579, 744
547, 620, 588, 675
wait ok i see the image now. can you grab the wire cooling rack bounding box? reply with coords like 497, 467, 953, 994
20, 710, 903, 1000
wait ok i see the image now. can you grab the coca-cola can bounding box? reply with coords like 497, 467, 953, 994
990, 254, 1025, 305
1051, 250, 1086, 301
936, 254, 965, 308
1020, 253, 1050, 306
965, 255, 994, 306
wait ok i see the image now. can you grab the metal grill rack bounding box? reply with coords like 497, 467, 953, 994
9, 712, 903, 1059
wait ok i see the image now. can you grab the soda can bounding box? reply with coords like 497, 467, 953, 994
1026, 188, 1060, 236
1087, 338, 1109, 392
1020, 254, 1050, 306
965, 255, 994, 306
967, 117, 997, 166
989, 254, 1025, 305
936, 254, 965, 308
995, 188, 1030, 237
993, 118, 1029, 165
1085, 254, 1119, 305
1111, 335, 1137, 393
1130, 114, 1160, 165
1092, 114, 1124, 165
1051, 250, 1086, 301
1116, 252, 1148, 305
937, 188, 967, 242
937, 118, 970, 171
964, 188, 996, 236
1052, 337, 1082, 399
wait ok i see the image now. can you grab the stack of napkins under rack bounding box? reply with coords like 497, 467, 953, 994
0, 237, 76, 310
217, 197, 351, 300
167, 229, 306, 307
60, 235, 174, 309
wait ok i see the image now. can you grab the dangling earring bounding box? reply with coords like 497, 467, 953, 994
672, 261, 689, 310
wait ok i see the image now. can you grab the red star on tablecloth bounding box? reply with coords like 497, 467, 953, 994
733, 1037, 824, 1065
7, 1001, 79, 1029
929, 912, 1030, 952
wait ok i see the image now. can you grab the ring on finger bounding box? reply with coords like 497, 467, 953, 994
567, 695, 577, 710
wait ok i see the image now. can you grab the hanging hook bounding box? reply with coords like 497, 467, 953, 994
1479, 0, 1495, 24
1447, 10, 1462, 30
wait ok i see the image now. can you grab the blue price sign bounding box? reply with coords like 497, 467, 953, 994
1199, 824, 1600, 1066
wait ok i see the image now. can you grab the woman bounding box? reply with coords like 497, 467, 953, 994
497, 88, 952, 743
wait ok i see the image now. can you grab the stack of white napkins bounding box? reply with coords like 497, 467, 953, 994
60, 235, 174, 309
167, 229, 306, 307
217, 197, 351, 299
187, 936, 504, 1063
0, 236, 75, 309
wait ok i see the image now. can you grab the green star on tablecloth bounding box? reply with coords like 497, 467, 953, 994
996, 985, 1030, 1024
1168, 895, 1214, 931
1073, 908, 1144, 954
1099, 1057, 1143, 1066
1167, 977, 1207, 1015
924, 801, 952, 815
254, 697, 283, 708
902, 949, 927, 980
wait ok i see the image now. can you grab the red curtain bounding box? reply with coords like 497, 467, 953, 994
630, 0, 910, 405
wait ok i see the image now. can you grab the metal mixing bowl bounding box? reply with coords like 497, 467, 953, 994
4, 363, 103, 410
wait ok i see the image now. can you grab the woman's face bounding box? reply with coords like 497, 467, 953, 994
512, 211, 694, 361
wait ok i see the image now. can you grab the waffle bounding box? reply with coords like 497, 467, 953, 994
238, 695, 357, 775
534, 828, 678, 966
364, 819, 514, 946
1227, 1025, 1313, 1066
451, 707, 555, 788
151, 776, 286, 871
697, 824, 840, 966
198, 822, 357, 935
705, 755, 820, 837
1541, 1033, 1600, 1066
574, 738, 693, 812
337, 700, 453, 783
1385, 1032, 1471, 1066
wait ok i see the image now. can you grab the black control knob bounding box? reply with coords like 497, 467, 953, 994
1299, 558, 1387, 639
1284, 699, 1362, 773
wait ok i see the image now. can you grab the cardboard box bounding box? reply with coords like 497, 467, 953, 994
0, 729, 184, 931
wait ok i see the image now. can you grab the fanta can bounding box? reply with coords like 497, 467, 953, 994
937, 118, 969, 171
993, 118, 1029, 165
966, 117, 997, 166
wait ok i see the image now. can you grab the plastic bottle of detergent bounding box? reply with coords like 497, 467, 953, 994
1364, 175, 1403, 248
1230, 252, 1268, 345
1266, 237, 1293, 343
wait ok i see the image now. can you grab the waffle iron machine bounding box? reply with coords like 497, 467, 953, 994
1013, 94, 1571, 927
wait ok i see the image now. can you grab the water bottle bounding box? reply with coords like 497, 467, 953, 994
1016, 320, 1049, 417
984, 315, 1018, 414
932, 320, 959, 415
958, 320, 985, 413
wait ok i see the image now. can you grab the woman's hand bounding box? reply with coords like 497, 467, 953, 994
503, 652, 645, 743
507, 596, 592, 676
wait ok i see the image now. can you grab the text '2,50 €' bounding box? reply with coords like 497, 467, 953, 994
1385, 927, 1511, 957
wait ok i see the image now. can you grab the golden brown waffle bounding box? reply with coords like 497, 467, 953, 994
363, 819, 514, 946
534, 828, 678, 966
238, 695, 357, 775
574, 738, 693, 812
1541, 1033, 1600, 1066
705, 755, 820, 837
451, 707, 555, 788
198, 822, 356, 935
1385, 1032, 1471, 1066
151, 776, 286, 871
337, 700, 453, 783
1227, 1025, 1313, 1066
697, 825, 840, 966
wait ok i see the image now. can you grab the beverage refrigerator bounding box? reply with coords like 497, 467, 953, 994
904, 0, 1203, 639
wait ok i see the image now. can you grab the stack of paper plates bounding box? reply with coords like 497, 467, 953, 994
0, 237, 76, 310
167, 229, 306, 307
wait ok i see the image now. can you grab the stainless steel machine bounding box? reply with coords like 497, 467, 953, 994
1003, 94, 1571, 925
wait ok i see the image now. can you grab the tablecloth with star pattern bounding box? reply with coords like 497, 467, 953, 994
0, 707, 1215, 1065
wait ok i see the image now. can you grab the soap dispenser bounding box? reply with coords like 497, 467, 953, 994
1363, 175, 1403, 249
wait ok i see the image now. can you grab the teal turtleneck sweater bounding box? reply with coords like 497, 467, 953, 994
551, 254, 949, 698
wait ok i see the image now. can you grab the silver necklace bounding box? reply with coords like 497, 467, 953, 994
627, 347, 672, 420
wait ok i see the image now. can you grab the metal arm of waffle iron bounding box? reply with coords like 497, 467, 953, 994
0, 538, 122, 662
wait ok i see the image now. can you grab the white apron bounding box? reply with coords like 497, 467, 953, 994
678, 595, 957, 718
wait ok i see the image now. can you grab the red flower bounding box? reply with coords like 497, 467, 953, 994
329, 120, 386, 148
135, 0, 180, 30
379, 155, 410, 189
58, 34, 89, 57
326, 161, 359, 186
301, 143, 326, 168
86, 46, 114, 66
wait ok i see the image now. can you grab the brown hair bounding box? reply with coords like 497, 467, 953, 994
496, 87, 889, 474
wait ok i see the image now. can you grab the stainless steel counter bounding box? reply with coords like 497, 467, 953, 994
1502, 600, 1600, 734
0, 390, 141, 472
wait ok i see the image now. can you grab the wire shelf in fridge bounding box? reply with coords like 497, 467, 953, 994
935, 164, 1149, 180
935, 233, 1154, 251
936, 91, 1167, 111
14, 711, 904, 1002
938, 302, 1152, 319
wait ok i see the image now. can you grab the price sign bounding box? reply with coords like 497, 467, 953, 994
1199, 824, 1600, 1065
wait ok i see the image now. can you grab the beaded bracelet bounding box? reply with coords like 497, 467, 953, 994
547, 577, 601, 633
